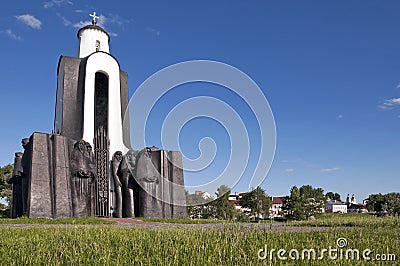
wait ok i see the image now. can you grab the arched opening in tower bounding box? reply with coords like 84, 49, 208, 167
95, 72, 108, 132
94, 71, 110, 217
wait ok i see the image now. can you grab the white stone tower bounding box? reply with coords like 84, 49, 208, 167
55, 12, 129, 155
54, 12, 130, 216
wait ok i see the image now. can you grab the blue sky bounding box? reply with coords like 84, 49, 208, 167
1, 1, 400, 202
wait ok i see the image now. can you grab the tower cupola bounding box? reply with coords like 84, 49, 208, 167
77, 12, 110, 58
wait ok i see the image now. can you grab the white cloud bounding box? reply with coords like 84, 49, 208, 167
73, 14, 106, 28
57, 13, 71, 26
397, 83, 400, 89
336, 114, 344, 119
97, 15, 107, 27
73, 20, 91, 28
71, 13, 129, 38
378, 105, 391, 110
146, 26, 161, 36
284, 168, 294, 173
0, 29, 22, 40
107, 14, 130, 26
384, 98, 400, 106
281, 159, 297, 163
379, 98, 400, 110
320, 167, 340, 172
96, 14, 129, 28
43, 0, 73, 8
15, 14, 42, 29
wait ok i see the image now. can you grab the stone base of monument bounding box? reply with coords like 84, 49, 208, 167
9, 132, 187, 219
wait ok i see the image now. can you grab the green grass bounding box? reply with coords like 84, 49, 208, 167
0, 214, 398, 265
0, 216, 115, 225
0, 226, 398, 265
135, 217, 229, 224
288, 213, 400, 228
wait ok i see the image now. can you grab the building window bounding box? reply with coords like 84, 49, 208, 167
96, 40, 100, 51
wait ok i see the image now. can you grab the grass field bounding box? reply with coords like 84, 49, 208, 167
0, 214, 398, 265
0, 216, 115, 225
135, 217, 229, 224
288, 213, 400, 228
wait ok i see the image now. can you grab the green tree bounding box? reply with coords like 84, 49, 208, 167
299, 185, 313, 198
239, 186, 271, 221
212, 185, 236, 220
366, 193, 385, 212
0, 164, 13, 205
283, 186, 306, 220
383, 192, 400, 216
300, 186, 326, 218
325, 192, 341, 201
215, 185, 230, 198
283, 185, 325, 220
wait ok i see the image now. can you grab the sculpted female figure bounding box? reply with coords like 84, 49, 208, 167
70, 140, 96, 217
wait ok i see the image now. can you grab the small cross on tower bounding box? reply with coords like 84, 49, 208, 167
89, 12, 99, 25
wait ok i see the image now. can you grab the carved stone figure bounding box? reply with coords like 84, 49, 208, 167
71, 140, 95, 178
70, 140, 96, 217
111, 151, 123, 217
85, 142, 93, 155
20, 137, 31, 216
135, 147, 163, 217
21, 138, 29, 150
8, 152, 24, 218
118, 150, 139, 218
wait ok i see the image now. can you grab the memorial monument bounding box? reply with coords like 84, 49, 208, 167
8, 13, 187, 219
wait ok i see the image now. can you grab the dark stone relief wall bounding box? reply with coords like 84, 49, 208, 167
11, 135, 188, 219
18, 133, 96, 218
52, 135, 73, 218
56, 56, 84, 140
133, 148, 187, 219
21, 138, 32, 216
119, 70, 131, 149
8, 152, 24, 218
168, 151, 187, 218
28, 133, 54, 218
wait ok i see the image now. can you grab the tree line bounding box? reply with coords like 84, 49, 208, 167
0, 165, 13, 207
186, 185, 272, 222
187, 184, 400, 221
365, 192, 400, 216
186, 184, 329, 221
